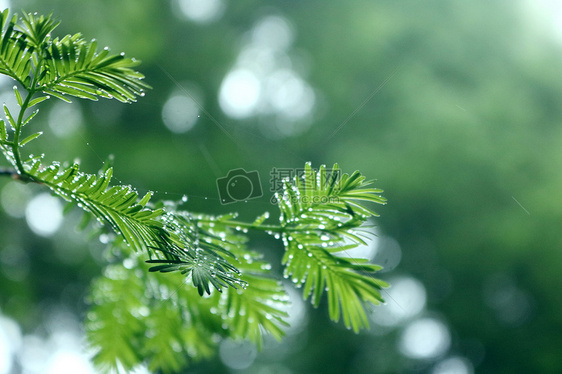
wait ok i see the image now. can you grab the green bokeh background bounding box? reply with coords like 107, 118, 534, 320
1, 0, 561, 373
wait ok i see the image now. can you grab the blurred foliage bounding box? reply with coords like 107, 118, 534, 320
1, 0, 562, 373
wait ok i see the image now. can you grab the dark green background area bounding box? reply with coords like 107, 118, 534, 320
1, 0, 561, 373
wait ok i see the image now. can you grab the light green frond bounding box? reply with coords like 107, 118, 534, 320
25, 157, 167, 255
88, 242, 288, 372
0, 119, 6, 141
283, 237, 388, 332
87, 259, 219, 374
18, 11, 60, 48
147, 212, 248, 296
0, 9, 35, 86
87, 263, 146, 372
276, 162, 388, 332
219, 245, 289, 346
0, 10, 149, 102
192, 214, 290, 345
0, 118, 13, 164
224, 268, 289, 347
39, 35, 150, 103
150, 212, 290, 344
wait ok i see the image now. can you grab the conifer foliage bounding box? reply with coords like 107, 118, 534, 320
0, 10, 389, 372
